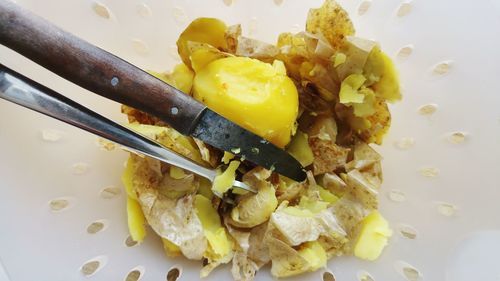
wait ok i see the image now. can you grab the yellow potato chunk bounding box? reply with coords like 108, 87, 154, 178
169, 166, 186, 179
298, 241, 327, 271
121, 157, 136, 200
333, 52, 347, 67
268, 237, 309, 278
317, 186, 339, 203
298, 196, 329, 213
364, 46, 401, 102
357, 97, 392, 144
193, 57, 299, 147
194, 195, 232, 260
221, 151, 235, 164
176, 18, 228, 68
339, 73, 366, 104
170, 63, 195, 94
306, 0, 355, 49
198, 177, 214, 200
352, 87, 376, 117
354, 210, 392, 261
212, 160, 240, 196
268, 238, 327, 278
126, 196, 146, 243
189, 43, 229, 73
286, 131, 314, 167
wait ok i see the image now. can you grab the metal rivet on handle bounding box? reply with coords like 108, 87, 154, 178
170, 107, 179, 115
111, 76, 119, 86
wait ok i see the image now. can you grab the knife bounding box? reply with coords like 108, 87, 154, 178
0, 0, 306, 181
0, 63, 255, 194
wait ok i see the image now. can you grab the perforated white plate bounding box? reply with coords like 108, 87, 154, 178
1, 0, 500, 280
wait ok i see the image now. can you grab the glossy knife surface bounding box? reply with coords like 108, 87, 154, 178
192, 110, 306, 181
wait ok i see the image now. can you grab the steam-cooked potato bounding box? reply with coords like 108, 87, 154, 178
193, 57, 299, 147
194, 195, 232, 261
364, 46, 401, 102
286, 131, 314, 167
212, 160, 240, 196
187, 42, 231, 73
120, 1, 402, 279
176, 17, 228, 68
126, 197, 146, 243
354, 211, 392, 260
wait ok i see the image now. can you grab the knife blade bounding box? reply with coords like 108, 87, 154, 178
0, 0, 307, 181
191, 109, 306, 181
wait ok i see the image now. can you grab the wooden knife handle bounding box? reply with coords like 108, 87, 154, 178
0, 0, 206, 134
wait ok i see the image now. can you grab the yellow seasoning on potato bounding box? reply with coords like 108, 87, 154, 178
193, 57, 299, 147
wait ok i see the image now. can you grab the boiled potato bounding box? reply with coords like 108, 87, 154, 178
354, 211, 392, 261
298, 196, 329, 213
212, 160, 240, 196
339, 73, 366, 104
268, 237, 326, 277
358, 97, 392, 144
169, 166, 186, 179
297, 241, 327, 271
121, 157, 137, 200
286, 131, 314, 167
170, 63, 195, 94
267, 235, 309, 278
193, 57, 299, 147
352, 87, 376, 117
195, 195, 232, 260
122, 157, 146, 242
176, 18, 228, 68
364, 46, 401, 102
190, 45, 229, 73
221, 151, 234, 164
198, 177, 214, 200
317, 186, 339, 203
126, 197, 146, 243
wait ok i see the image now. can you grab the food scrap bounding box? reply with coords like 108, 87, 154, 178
120, 0, 400, 279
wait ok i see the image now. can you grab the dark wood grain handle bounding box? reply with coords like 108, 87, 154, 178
0, 0, 206, 134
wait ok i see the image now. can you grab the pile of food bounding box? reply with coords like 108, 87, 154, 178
120, 0, 401, 279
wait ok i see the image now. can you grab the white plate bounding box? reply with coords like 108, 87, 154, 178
1, 0, 500, 280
